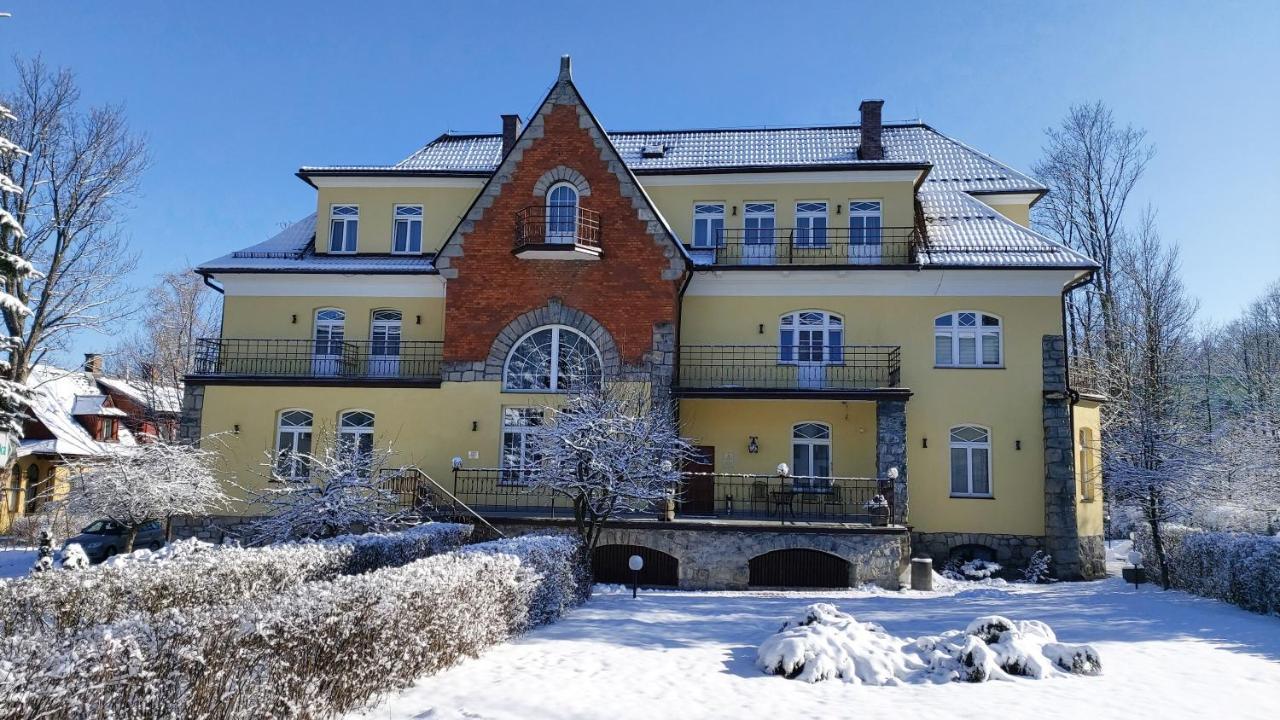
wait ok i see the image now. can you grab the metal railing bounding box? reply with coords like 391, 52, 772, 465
675, 345, 901, 393
689, 226, 921, 266
514, 205, 602, 250
191, 338, 443, 381
448, 468, 896, 525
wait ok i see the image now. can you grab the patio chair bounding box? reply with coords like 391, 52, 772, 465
822, 484, 844, 518
750, 480, 770, 516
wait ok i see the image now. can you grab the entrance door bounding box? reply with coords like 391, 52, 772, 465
681, 445, 716, 516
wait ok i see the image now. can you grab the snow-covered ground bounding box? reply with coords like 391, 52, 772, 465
354, 542, 1280, 720
0, 547, 35, 579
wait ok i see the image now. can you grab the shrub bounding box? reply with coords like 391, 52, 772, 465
0, 534, 584, 719
0, 522, 471, 637
1134, 525, 1280, 616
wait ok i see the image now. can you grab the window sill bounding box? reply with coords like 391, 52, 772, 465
390, 250, 424, 256
933, 365, 1005, 370
949, 494, 995, 500
327, 250, 358, 255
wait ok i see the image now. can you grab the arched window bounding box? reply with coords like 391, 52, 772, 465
935, 312, 1002, 367
950, 425, 992, 497
313, 308, 346, 376
792, 422, 832, 488
8, 464, 19, 514
24, 464, 39, 513
338, 410, 376, 472
369, 309, 402, 377
504, 325, 602, 392
275, 409, 313, 481
780, 311, 844, 363
546, 183, 579, 243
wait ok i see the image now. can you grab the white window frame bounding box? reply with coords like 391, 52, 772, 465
692, 202, 726, 248
778, 311, 844, 364
848, 199, 883, 262
502, 324, 602, 393
949, 425, 993, 498
338, 410, 376, 473
934, 311, 1004, 368
794, 201, 829, 248
392, 204, 424, 254
500, 407, 545, 484
369, 309, 402, 377
329, 205, 359, 254
1079, 427, 1098, 501
275, 409, 313, 481
791, 422, 833, 490
545, 182, 579, 243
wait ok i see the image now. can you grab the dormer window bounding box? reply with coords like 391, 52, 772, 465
640, 143, 667, 158
100, 417, 117, 442
329, 205, 359, 253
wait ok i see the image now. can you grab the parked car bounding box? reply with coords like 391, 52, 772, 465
63, 519, 166, 562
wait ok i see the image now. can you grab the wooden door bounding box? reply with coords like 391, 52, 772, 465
681, 445, 716, 516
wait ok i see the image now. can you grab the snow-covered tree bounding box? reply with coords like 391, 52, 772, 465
63, 440, 228, 553
245, 431, 417, 544
523, 384, 697, 558
0, 95, 39, 447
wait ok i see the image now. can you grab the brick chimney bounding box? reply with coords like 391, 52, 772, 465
858, 99, 885, 161
83, 353, 103, 375
501, 114, 522, 158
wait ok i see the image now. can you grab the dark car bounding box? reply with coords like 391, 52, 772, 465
63, 519, 167, 562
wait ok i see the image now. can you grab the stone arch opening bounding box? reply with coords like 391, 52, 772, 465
949, 543, 998, 564
482, 299, 622, 381
593, 544, 679, 588
748, 548, 850, 588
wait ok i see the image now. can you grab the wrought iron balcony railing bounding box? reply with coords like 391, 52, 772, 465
689, 226, 921, 267
191, 338, 443, 382
674, 345, 902, 394
514, 205, 602, 251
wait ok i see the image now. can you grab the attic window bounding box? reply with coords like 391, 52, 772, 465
640, 144, 666, 158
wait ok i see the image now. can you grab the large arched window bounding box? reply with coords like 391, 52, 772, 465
950, 425, 992, 497
338, 410, 376, 472
275, 409, 313, 481
313, 308, 346, 376
935, 311, 1002, 367
792, 422, 832, 489
546, 183, 579, 243
780, 311, 844, 389
504, 325, 602, 392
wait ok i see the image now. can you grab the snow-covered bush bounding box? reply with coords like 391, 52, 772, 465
942, 558, 1004, 581
0, 534, 584, 719
56, 543, 89, 570
757, 604, 1100, 684
1134, 524, 1280, 616
0, 522, 471, 637
1021, 551, 1053, 584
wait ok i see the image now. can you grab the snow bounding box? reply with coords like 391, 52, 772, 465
353, 549, 1280, 720
18, 365, 138, 458
0, 548, 36, 579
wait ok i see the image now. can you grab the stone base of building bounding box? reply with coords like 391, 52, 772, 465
911, 531, 1045, 570
169, 514, 257, 543
1075, 534, 1108, 580
492, 518, 909, 590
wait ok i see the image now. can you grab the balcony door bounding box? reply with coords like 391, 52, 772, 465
545, 183, 578, 244
742, 203, 775, 265
312, 309, 345, 376
369, 310, 402, 378
780, 311, 844, 389
848, 201, 882, 264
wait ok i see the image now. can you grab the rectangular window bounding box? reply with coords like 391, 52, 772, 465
500, 407, 544, 484
848, 200, 882, 263
692, 203, 725, 248
949, 426, 993, 497
393, 205, 423, 254
329, 205, 359, 253
100, 418, 116, 442
743, 203, 776, 244
794, 202, 828, 247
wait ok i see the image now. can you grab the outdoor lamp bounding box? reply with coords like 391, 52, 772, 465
451, 456, 463, 470
628, 554, 645, 598
1123, 549, 1147, 589
887, 467, 899, 480
747, 436, 759, 454
777, 462, 790, 478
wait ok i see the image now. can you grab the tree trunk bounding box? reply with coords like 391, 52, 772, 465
1146, 504, 1171, 590
123, 524, 140, 554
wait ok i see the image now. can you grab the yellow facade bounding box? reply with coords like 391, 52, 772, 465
0, 458, 70, 534
313, 185, 479, 255
221, 296, 445, 342
1072, 397, 1105, 537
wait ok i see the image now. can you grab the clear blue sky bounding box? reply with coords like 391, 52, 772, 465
2, 1, 1277, 363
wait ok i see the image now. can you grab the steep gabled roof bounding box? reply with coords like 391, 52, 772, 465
19, 366, 137, 458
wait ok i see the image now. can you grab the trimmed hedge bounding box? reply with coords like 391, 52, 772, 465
0, 522, 471, 637
0, 534, 583, 720
1134, 524, 1280, 615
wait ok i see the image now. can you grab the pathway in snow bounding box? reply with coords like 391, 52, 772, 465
354, 547, 1279, 720
0, 548, 35, 579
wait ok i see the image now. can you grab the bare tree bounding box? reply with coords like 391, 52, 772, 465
1104, 214, 1201, 589
0, 57, 146, 389
523, 384, 696, 559
0, 92, 38, 442
1033, 102, 1154, 395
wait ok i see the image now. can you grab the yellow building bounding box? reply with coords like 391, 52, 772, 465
187, 57, 1105, 584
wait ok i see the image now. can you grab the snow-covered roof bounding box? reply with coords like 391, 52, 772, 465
95, 376, 184, 415
198, 214, 438, 274
69, 395, 128, 417
18, 366, 137, 458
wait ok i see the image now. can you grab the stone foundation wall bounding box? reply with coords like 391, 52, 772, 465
169, 514, 257, 544
911, 531, 1045, 569
492, 519, 909, 590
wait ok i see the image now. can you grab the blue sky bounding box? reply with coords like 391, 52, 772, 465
2, 1, 1277, 363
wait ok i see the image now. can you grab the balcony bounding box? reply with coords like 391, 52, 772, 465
689, 226, 921, 267
190, 338, 443, 386
513, 205, 602, 260
674, 345, 904, 399
443, 468, 896, 525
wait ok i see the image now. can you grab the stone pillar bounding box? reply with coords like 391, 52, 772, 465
648, 321, 676, 402
178, 382, 205, 446
1042, 335, 1087, 579
875, 398, 908, 525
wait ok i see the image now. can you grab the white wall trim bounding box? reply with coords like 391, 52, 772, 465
970, 192, 1040, 206
218, 273, 445, 298
637, 169, 924, 187
308, 176, 487, 189
685, 268, 1082, 297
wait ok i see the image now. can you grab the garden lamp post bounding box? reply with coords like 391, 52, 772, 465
629, 554, 644, 598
